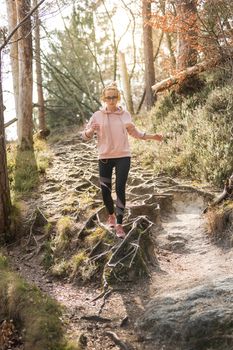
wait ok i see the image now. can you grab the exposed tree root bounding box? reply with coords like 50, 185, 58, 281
104, 331, 132, 350
97, 289, 113, 315
21, 207, 50, 260
203, 173, 233, 213
62, 212, 159, 319
80, 315, 111, 323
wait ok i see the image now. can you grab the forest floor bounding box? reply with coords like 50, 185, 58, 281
5, 128, 233, 350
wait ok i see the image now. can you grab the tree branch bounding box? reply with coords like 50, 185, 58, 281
0, 0, 46, 51
152, 57, 222, 93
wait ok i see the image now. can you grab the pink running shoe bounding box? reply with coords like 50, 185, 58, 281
115, 224, 126, 239
107, 214, 116, 229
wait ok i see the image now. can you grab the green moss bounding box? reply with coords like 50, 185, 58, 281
70, 251, 87, 274
7, 138, 51, 198
14, 149, 39, 193
85, 227, 107, 246
43, 241, 54, 269
0, 252, 78, 350
0, 253, 8, 269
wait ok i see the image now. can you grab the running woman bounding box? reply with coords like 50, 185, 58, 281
82, 82, 163, 238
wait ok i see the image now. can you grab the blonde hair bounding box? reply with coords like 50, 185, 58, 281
101, 82, 121, 102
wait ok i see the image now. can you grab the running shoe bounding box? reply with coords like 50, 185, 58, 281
107, 214, 116, 229
115, 224, 126, 238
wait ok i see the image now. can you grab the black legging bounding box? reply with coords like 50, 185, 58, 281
98, 157, 131, 224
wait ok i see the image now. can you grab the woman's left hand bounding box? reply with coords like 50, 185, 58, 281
151, 134, 163, 142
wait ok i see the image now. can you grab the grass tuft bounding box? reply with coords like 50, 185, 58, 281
52, 217, 74, 256
206, 203, 233, 245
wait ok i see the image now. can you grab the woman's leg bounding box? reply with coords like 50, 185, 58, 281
98, 159, 114, 215
115, 157, 131, 224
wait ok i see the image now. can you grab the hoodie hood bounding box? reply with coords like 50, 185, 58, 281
100, 106, 125, 115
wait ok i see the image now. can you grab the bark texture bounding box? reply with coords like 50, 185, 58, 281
16, 0, 33, 149
176, 0, 198, 71
142, 0, 156, 110
0, 55, 11, 237
33, 0, 46, 134
6, 0, 19, 119
118, 51, 134, 114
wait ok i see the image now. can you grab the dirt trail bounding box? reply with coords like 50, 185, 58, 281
152, 198, 233, 296
8, 131, 233, 350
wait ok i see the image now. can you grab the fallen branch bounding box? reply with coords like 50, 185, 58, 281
4, 118, 17, 128
92, 286, 111, 302
212, 174, 233, 206
203, 173, 233, 213
81, 315, 111, 323
152, 57, 221, 93
104, 331, 131, 350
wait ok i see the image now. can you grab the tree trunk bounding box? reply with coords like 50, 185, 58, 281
118, 51, 134, 114
33, 0, 46, 134
16, 0, 33, 150
142, 0, 156, 110
0, 0, 45, 238
0, 54, 11, 237
176, 0, 198, 71
6, 0, 19, 119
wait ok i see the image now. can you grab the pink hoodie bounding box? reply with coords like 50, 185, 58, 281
82, 108, 145, 159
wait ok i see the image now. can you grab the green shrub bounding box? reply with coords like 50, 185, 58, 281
135, 78, 233, 186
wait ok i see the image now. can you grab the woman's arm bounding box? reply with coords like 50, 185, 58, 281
126, 123, 163, 142
81, 116, 99, 140
142, 132, 163, 141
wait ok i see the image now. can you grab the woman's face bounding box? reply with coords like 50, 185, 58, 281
104, 89, 119, 109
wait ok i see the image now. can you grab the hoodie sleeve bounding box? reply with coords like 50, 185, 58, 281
81, 115, 95, 141
126, 122, 145, 139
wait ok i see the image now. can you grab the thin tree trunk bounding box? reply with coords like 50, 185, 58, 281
176, 0, 198, 71
0, 0, 45, 238
6, 0, 19, 119
33, 0, 46, 133
0, 53, 11, 237
166, 33, 176, 68
142, 0, 156, 110
118, 51, 134, 114
136, 31, 163, 115
16, 0, 33, 150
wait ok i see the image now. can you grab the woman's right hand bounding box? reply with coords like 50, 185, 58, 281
91, 122, 100, 132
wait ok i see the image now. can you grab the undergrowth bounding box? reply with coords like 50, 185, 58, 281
206, 202, 233, 246
6, 136, 52, 241
7, 137, 52, 198
132, 68, 233, 187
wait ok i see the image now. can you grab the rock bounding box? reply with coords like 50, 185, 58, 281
161, 240, 187, 253
128, 203, 161, 224
136, 277, 233, 350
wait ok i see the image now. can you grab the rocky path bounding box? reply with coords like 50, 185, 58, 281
8, 129, 233, 350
